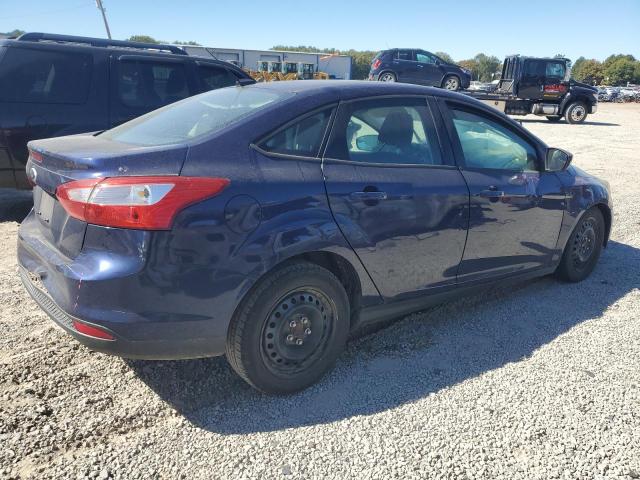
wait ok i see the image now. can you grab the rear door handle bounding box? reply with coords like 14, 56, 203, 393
350, 191, 388, 201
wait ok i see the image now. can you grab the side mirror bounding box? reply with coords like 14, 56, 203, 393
546, 147, 573, 171
355, 134, 380, 152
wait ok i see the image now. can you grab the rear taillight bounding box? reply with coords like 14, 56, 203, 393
56, 176, 230, 230
372, 59, 381, 70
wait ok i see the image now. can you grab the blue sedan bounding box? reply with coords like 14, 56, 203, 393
18, 81, 612, 394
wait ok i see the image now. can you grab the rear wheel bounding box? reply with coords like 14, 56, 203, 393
442, 75, 460, 91
565, 101, 588, 124
555, 208, 604, 282
378, 72, 396, 82
225, 262, 349, 394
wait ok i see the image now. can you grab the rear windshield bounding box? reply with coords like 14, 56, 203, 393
100, 86, 292, 146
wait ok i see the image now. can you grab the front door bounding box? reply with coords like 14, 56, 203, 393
438, 100, 565, 282
415, 51, 443, 86
518, 59, 546, 100
322, 97, 469, 300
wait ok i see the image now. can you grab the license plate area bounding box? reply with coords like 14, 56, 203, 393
34, 187, 55, 225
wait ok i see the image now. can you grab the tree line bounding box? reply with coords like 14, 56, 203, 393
572, 55, 640, 86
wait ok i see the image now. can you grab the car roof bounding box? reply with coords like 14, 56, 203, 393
242, 80, 468, 102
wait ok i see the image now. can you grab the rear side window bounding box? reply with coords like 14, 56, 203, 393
0, 47, 92, 104
259, 109, 332, 157
118, 59, 190, 109
326, 98, 443, 166
397, 50, 414, 61
197, 65, 238, 91
100, 86, 292, 146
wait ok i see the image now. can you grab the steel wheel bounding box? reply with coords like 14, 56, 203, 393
571, 218, 597, 268
261, 288, 335, 375
566, 102, 588, 124
379, 72, 396, 82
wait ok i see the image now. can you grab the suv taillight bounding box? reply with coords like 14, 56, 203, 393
56, 176, 229, 230
372, 59, 381, 70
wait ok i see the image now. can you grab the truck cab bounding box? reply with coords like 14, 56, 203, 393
470, 55, 598, 124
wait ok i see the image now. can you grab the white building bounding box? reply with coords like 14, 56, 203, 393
181, 46, 353, 80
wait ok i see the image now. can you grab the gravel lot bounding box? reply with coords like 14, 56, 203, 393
1, 103, 639, 480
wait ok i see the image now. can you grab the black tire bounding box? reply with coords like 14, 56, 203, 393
378, 71, 396, 82
442, 75, 460, 91
546, 116, 562, 122
225, 261, 350, 394
555, 208, 605, 282
565, 101, 588, 124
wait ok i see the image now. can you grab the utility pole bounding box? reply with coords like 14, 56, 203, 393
95, 0, 112, 39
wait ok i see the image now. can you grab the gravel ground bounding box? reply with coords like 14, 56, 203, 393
1, 103, 639, 480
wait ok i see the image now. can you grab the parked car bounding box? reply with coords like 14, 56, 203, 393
466, 55, 598, 123
19, 81, 612, 394
0, 32, 255, 189
369, 49, 471, 90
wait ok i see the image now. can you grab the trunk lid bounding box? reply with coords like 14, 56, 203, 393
26, 134, 188, 258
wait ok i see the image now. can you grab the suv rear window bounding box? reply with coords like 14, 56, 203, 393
197, 65, 238, 91
100, 86, 292, 146
0, 47, 92, 104
118, 59, 190, 109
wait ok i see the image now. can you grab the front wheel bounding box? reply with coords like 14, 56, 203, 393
442, 75, 460, 91
555, 208, 604, 282
565, 101, 588, 124
225, 262, 349, 394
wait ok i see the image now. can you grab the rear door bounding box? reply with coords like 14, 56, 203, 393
394, 49, 419, 83
437, 99, 565, 282
109, 55, 196, 127
322, 96, 469, 300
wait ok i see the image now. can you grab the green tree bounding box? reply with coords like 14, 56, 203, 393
458, 59, 478, 80
1, 29, 25, 37
474, 54, 501, 82
604, 58, 637, 86
573, 59, 604, 85
435, 52, 454, 63
127, 35, 159, 44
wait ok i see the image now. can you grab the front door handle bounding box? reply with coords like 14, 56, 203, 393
477, 188, 505, 199
350, 191, 388, 201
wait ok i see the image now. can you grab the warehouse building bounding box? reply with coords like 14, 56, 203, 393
181, 45, 353, 80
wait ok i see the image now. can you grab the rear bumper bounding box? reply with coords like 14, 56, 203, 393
17, 211, 233, 360
19, 266, 226, 359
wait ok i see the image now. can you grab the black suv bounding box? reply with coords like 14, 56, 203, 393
369, 49, 471, 91
0, 33, 254, 189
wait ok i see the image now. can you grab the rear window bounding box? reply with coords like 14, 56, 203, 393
100, 86, 292, 146
0, 47, 92, 104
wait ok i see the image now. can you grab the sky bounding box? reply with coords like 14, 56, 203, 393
1, 0, 639, 62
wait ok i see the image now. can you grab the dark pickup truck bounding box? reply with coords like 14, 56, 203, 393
467, 55, 598, 124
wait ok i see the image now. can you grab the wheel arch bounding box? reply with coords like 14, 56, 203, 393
595, 202, 612, 247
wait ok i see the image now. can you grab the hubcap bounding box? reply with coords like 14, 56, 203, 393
444, 78, 458, 90
572, 219, 596, 266
261, 289, 334, 374
570, 105, 586, 122
380, 73, 395, 82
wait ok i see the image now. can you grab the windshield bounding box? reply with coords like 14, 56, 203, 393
100, 86, 292, 146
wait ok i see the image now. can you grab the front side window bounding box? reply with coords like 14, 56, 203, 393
326, 99, 442, 166
118, 60, 190, 109
416, 52, 436, 64
197, 65, 238, 91
0, 47, 92, 104
451, 108, 538, 171
101, 87, 291, 146
259, 109, 332, 157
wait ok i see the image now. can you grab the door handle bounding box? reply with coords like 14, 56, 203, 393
350, 191, 388, 201
477, 186, 505, 198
